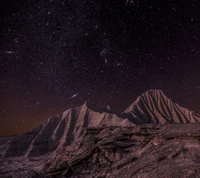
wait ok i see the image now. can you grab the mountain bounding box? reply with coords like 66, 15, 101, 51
124, 89, 200, 124
2, 101, 133, 158
1, 90, 200, 178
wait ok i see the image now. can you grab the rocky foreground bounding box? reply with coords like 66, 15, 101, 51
1, 124, 200, 177
1, 90, 200, 178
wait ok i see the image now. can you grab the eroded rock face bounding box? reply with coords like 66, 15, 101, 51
1, 90, 200, 178
4, 90, 200, 158
48, 124, 200, 178
2, 102, 134, 158
124, 90, 200, 124
1, 124, 200, 178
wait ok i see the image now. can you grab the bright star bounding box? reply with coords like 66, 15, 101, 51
5, 51, 15, 54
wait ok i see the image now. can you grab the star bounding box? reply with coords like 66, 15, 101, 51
0, 0, 200, 136
4, 51, 15, 54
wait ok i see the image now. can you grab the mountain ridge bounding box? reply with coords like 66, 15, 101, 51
1, 89, 200, 177
2, 89, 200, 158
1, 99, 133, 158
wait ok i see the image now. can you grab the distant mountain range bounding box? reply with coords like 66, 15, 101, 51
1, 89, 200, 178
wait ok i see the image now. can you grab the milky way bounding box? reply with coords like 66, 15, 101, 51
1, 0, 200, 135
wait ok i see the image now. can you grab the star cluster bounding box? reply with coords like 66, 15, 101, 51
1, 0, 200, 135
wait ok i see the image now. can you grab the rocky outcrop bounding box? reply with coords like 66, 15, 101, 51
2, 124, 200, 178
35, 124, 200, 177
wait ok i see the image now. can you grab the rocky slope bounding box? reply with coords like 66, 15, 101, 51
1, 90, 200, 178
2, 101, 133, 158
42, 124, 200, 178
1, 124, 200, 177
124, 89, 200, 124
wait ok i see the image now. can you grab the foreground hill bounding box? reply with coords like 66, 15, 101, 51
1, 124, 200, 177
1, 90, 200, 178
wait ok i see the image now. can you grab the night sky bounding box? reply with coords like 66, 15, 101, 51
1, 0, 200, 136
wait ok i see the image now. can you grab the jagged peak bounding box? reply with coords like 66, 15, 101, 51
142, 89, 169, 101
143, 89, 165, 96
77, 101, 103, 113
82, 101, 98, 109
61, 101, 111, 117
142, 89, 170, 102
123, 89, 200, 124
81, 101, 112, 112
124, 89, 169, 113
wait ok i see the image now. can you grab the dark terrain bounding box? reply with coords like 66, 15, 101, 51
1, 90, 200, 178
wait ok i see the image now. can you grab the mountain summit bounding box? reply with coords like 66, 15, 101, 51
124, 89, 200, 124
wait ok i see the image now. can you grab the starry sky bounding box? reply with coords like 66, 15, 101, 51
1, 0, 200, 136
